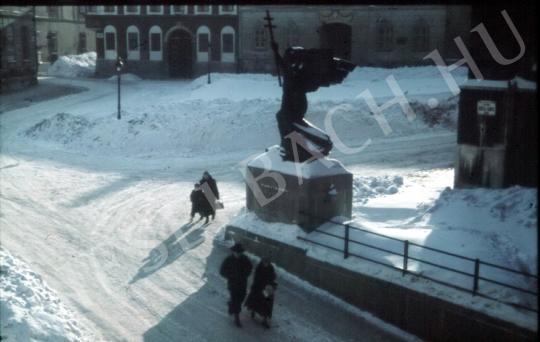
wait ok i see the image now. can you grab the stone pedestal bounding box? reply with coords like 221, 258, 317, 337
245, 146, 352, 232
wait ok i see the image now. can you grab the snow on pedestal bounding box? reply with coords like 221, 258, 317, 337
245, 145, 352, 232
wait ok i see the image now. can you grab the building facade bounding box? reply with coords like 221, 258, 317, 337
34, 6, 96, 66
85, 5, 238, 78
1, 6, 38, 92
238, 5, 472, 73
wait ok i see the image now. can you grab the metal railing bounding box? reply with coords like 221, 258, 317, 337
297, 216, 538, 313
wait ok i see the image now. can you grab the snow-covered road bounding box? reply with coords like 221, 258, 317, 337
3, 67, 534, 340
1, 76, 441, 341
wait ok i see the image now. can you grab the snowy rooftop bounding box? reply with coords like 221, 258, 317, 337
461, 77, 537, 91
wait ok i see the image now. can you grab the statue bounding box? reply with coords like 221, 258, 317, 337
265, 11, 356, 162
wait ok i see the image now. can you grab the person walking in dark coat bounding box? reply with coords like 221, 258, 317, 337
219, 243, 253, 327
245, 256, 277, 328
199, 171, 219, 221
190, 183, 213, 223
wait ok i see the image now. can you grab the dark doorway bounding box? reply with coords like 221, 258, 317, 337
167, 29, 193, 78
320, 23, 352, 60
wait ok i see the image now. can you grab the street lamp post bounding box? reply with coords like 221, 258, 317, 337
207, 42, 211, 84
116, 56, 124, 120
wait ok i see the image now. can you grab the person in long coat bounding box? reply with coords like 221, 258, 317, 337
245, 256, 277, 328
199, 171, 219, 220
219, 243, 253, 327
190, 183, 213, 223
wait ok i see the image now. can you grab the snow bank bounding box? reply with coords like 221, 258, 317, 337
19, 96, 458, 158
353, 175, 404, 205
0, 248, 94, 342
188, 66, 469, 102
414, 186, 538, 275
48, 52, 96, 78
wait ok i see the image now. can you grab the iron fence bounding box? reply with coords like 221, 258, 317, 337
297, 216, 538, 313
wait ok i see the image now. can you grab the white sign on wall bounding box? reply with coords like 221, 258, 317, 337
477, 100, 496, 116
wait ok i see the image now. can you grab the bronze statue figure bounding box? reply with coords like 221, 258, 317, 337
265, 11, 356, 162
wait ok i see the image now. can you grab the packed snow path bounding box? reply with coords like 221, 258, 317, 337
0, 77, 439, 341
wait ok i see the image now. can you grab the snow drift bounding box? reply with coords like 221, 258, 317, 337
48, 52, 96, 78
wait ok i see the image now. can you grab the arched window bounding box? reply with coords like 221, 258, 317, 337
196, 26, 211, 62
104, 25, 117, 60
376, 18, 393, 52
220, 26, 235, 62
412, 18, 430, 52
126, 25, 140, 60
149, 25, 162, 61
254, 22, 267, 49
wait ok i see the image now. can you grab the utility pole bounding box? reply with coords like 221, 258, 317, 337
264, 10, 282, 87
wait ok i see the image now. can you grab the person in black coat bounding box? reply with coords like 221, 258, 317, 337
245, 256, 277, 328
219, 243, 253, 328
190, 183, 212, 223
199, 171, 219, 220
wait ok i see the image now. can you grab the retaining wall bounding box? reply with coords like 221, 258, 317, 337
225, 225, 537, 341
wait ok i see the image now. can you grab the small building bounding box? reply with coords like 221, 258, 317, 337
85, 5, 238, 78
455, 78, 537, 188
238, 5, 472, 73
34, 6, 96, 66
0, 6, 38, 93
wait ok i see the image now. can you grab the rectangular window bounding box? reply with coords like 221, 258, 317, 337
21, 26, 30, 60
220, 5, 236, 14
128, 32, 138, 50
196, 5, 211, 14
172, 5, 185, 14
125, 6, 138, 14
222, 33, 233, 53
198, 33, 209, 52
87, 6, 97, 13
47, 31, 58, 53
104, 6, 116, 13
148, 5, 162, 14
150, 33, 161, 51
78, 32, 87, 53
105, 32, 115, 50
47, 6, 60, 18
5, 26, 16, 63
255, 29, 266, 49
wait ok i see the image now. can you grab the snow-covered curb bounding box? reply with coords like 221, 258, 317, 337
0, 248, 95, 342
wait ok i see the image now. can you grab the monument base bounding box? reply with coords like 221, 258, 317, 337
245, 146, 352, 232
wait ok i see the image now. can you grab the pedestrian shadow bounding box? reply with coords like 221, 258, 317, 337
64, 176, 140, 208
129, 222, 206, 284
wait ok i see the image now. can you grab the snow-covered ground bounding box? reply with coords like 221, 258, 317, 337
0, 248, 95, 341
1, 56, 537, 341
